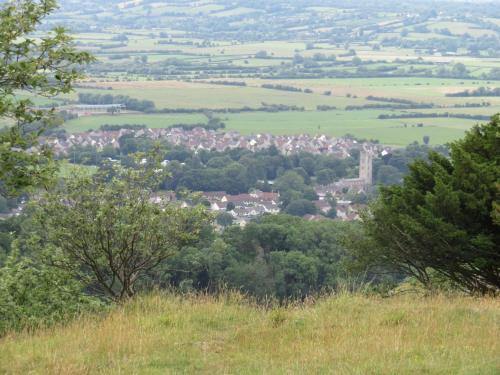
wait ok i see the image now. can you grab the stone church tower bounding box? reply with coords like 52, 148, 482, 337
359, 147, 373, 186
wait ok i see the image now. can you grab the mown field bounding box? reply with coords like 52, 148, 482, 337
61, 76, 497, 145
63, 113, 207, 133
63, 109, 479, 145
1, 293, 499, 374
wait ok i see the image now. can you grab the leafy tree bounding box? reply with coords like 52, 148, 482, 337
0, 0, 94, 195
285, 199, 317, 217
452, 63, 467, 77
376, 165, 403, 185
326, 208, 338, 219
352, 116, 500, 294
316, 169, 335, 185
271, 251, 319, 298
0, 248, 100, 335
153, 214, 357, 300
275, 170, 306, 192
34, 158, 212, 300
216, 212, 234, 227
299, 156, 315, 176
326, 196, 337, 218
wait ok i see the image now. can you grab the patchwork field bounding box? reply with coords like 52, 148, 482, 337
15, 0, 500, 146
62, 76, 498, 145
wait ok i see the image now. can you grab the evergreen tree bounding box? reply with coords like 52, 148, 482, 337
352, 115, 500, 294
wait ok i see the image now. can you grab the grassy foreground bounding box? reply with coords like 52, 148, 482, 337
0, 293, 499, 374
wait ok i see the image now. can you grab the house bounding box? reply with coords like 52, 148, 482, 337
202, 191, 227, 202
42, 126, 383, 159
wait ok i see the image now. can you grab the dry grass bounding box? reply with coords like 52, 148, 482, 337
0, 293, 499, 374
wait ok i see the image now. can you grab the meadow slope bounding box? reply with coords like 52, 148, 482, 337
1, 293, 499, 374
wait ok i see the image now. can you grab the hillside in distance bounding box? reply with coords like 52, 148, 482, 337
18, 0, 498, 145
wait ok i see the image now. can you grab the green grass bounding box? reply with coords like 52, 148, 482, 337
58, 75, 499, 145
62, 110, 484, 145
74, 77, 500, 111
1, 293, 498, 374
222, 110, 478, 145
75, 84, 352, 111
63, 113, 207, 132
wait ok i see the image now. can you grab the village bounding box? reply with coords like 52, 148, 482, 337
145, 140, 377, 226
43, 126, 376, 158
38, 127, 382, 225
150, 186, 367, 227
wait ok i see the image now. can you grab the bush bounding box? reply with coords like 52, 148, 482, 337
0, 250, 102, 335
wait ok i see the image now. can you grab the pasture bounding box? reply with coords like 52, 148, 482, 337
1, 293, 499, 374
62, 76, 498, 145
63, 109, 479, 146
63, 113, 207, 133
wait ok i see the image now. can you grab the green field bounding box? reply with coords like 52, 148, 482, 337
1, 293, 499, 374
75, 83, 361, 110
63, 109, 481, 145
63, 113, 207, 133
55, 75, 499, 145
222, 111, 478, 145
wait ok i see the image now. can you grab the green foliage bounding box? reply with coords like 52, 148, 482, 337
0, 0, 94, 195
78, 93, 155, 112
216, 212, 234, 227
353, 115, 500, 294
376, 165, 403, 185
275, 170, 320, 209
33, 156, 212, 300
0, 248, 101, 335
163, 214, 355, 300
284, 199, 317, 217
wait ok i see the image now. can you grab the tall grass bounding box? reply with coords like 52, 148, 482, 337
0, 292, 499, 374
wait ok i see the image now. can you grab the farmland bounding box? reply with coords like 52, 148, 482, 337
64, 109, 478, 145
63, 77, 496, 144
28, 0, 500, 145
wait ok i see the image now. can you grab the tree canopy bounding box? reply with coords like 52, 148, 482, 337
353, 115, 500, 294
0, 0, 94, 195
34, 159, 212, 301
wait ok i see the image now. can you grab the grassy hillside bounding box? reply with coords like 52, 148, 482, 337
1, 293, 499, 374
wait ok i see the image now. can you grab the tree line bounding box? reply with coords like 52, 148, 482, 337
446, 87, 500, 97
78, 93, 156, 112
378, 112, 490, 121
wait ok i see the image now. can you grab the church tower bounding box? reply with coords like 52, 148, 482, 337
359, 147, 373, 186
